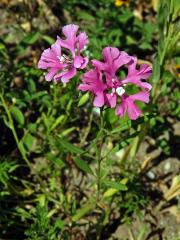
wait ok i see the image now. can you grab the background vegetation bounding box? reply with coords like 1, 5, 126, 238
0, 0, 180, 239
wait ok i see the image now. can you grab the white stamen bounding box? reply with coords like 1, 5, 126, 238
112, 78, 115, 83
110, 88, 116, 96
57, 55, 65, 62
116, 87, 125, 96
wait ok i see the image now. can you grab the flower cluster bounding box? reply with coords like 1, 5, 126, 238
38, 24, 88, 83
38, 24, 152, 120
79, 47, 152, 120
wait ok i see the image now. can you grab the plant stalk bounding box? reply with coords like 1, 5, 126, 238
97, 108, 104, 201
0, 93, 31, 168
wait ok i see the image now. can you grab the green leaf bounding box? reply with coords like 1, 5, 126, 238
72, 201, 96, 222
111, 120, 131, 133
10, 106, 24, 125
103, 180, 128, 198
78, 92, 90, 107
18, 141, 27, 156
58, 127, 76, 137
42, 35, 54, 44
103, 188, 118, 198
46, 153, 66, 169
57, 137, 83, 154
73, 157, 93, 175
50, 115, 66, 132
78, 11, 95, 21
104, 180, 128, 191
22, 32, 41, 45
22, 133, 35, 150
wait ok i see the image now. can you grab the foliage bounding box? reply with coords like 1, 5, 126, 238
0, 0, 179, 239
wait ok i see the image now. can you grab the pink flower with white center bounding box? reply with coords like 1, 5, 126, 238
38, 39, 66, 81
92, 47, 131, 108
38, 24, 89, 83
79, 46, 152, 120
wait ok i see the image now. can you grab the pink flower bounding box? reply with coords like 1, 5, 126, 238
79, 47, 152, 120
92, 47, 132, 108
38, 39, 66, 81
38, 24, 89, 83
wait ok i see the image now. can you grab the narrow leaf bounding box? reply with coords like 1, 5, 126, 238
73, 157, 93, 175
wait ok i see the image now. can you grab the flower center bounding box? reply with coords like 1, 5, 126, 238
57, 54, 73, 64
116, 87, 125, 96
110, 78, 125, 97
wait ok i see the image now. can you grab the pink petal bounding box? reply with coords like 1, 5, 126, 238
80, 57, 88, 69
58, 24, 79, 55
127, 57, 137, 75
105, 93, 117, 108
55, 68, 77, 83
61, 68, 77, 83
91, 59, 105, 70
74, 56, 84, 68
93, 93, 105, 107
130, 91, 150, 103
123, 57, 152, 91
62, 24, 79, 39
77, 32, 89, 52
38, 39, 63, 70
78, 83, 90, 91
115, 100, 127, 118
121, 77, 152, 91
139, 64, 152, 79
73, 55, 88, 69
103, 47, 120, 68
139, 81, 152, 91
79, 69, 106, 93
52, 39, 61, 56
117, 51, 132, 68
127, 100, 141, 120
103, 47, 131, 74
45, 68, 59, 81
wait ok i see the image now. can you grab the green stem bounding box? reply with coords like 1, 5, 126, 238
0, 93, 31, 168
97, 108, 104, 201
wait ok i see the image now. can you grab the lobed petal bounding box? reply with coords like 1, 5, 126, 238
91, 59, 105, 70
105, 93, 117, 108
58, 24, 79, 55
93, 93, 105, 107
55, 68, 77, 83
102, 47, 131, 75
115, 100, 127, 118
77, 32, 89, 52
122, 57, 152, 91
138, 64, 152, 79
45, 68, 59, 81
127, 100, 142, 120
130, 91, 150, 103
80, 57, 89, 69
38, 39, 63, 70
74, 55, 84, 68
